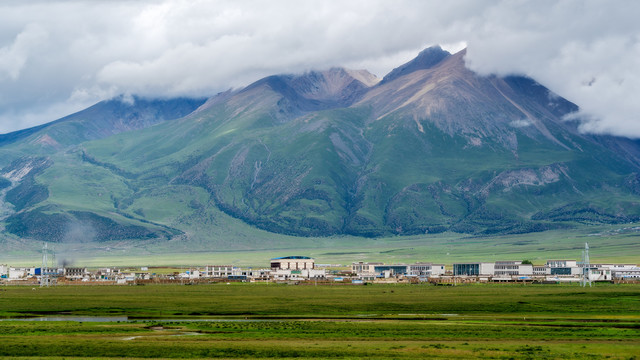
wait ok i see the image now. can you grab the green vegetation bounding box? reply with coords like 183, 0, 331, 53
1, 283, 640, 318
2, 220, 640, 267
0, 284, 638, 359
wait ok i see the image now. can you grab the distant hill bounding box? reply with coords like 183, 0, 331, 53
2, 47, 640, 244
0, 96, 206, 161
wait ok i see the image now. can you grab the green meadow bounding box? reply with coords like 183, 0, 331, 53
0, 283, 639, 359
2, 221, 640, 267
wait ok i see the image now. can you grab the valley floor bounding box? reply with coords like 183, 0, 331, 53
2, 222, 640, 267
0, 283, 638, 359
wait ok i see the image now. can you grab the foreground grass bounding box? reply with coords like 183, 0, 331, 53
1, 283, 640, 318
0, 322, 638, 359
0, 284, 639, 359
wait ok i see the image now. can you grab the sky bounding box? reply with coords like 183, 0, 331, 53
0, 0, 638, 137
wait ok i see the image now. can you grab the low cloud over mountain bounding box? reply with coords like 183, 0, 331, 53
0, 1, 638, 137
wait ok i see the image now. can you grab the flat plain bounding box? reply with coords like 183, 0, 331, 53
0, 283, 639, 359
3, 221, 640, 267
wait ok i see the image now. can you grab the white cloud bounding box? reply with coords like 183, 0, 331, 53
0, 24, 47, 81
461, 1, 640, 139
509, 119, 532, 128
0, 0, 638, 138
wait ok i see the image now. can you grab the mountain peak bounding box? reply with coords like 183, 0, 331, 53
381, 45, 451, 84
237, 66, 378, 118
296, 67, 379, 100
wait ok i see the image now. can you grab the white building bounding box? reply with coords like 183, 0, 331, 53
351, 262, 445, 279
8, 267, 27, 279
64, 267, 88, 280
271, 256, 315, 270
533, 265, 550, 275
546, 260, 580, 276
453, 262, 495, 276
351, 262, 383, 276
493, 261, 533, 277
409, 263, 446, 277
600, 264, 640, 279
203, 265, 234, 278
232, 268, 271, 280
187, 270, 200, 280
586, 267, 612, 282
96, 268, 119, 281
270, 268, 324, 281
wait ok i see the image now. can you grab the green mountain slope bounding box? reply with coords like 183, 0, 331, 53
3, 47, 640, 244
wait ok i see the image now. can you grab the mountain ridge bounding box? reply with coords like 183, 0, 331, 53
2, 46, 640, 244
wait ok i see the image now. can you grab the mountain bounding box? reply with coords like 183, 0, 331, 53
0, 96, 206, 162
2, 47, 640, 244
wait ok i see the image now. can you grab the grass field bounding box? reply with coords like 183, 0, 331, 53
0, 283, 639, 359
2, 222, 640, 268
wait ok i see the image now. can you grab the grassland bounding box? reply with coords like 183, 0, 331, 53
2, 220, 639, 267
0, 283, 638, 359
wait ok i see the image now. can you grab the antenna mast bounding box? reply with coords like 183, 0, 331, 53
40, 243, 49, 287
40, 243, 56, 287
580, 242, 592, 287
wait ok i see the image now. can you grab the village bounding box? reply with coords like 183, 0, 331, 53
2, 251, 640, 286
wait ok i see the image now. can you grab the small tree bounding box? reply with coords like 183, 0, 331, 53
521, 259, 533, 265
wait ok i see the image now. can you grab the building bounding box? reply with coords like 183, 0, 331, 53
351, 262, 383, 276
493, 261, 533, 276
95, 268, 119, 281
373, 264, 409, 278
585, 267, 612, 282
453, 262, 494, 276
546, 260, 580, 275
270, 256, 314, 270
232, 268, 272, 281
533, 265, 550, 275
408, 263, 446, 277
203, 265, 234, 278
271, 268, 325, 281
64, 267, 87, 279
8, 267, 28, 280
352, 262, 445, 279
600, 264, 640, 279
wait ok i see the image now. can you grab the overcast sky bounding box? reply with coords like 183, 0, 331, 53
0, 0, 638, 137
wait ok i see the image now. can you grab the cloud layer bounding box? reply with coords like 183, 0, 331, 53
0, 0, 638, 137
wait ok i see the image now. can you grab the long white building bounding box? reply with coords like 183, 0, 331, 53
270, 256, 315, 270
493, 261, 533, 277
351, 262, 445, 279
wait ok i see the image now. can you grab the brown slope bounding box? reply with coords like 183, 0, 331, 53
356, 49, 578, 151
195, 67, 379, 123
